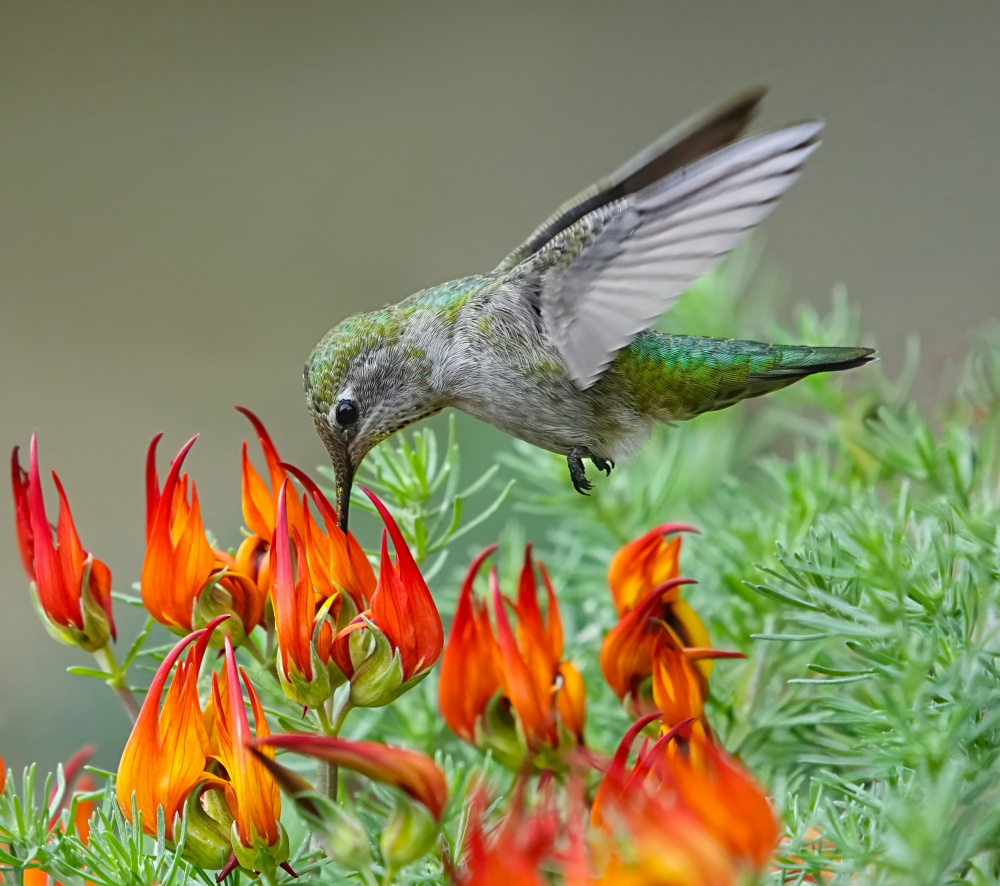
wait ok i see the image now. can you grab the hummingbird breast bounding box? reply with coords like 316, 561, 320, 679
442, 281, 653, 462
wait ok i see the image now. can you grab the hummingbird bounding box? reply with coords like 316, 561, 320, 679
305, 88, 875, 530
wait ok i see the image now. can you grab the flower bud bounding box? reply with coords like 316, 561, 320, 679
181, 791, 233, 871
323, 805, 373, 872
380, 799, 439, 869
478, 693, 529, 770
346, 618, 405, 708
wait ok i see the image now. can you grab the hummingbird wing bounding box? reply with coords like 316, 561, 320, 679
496, 87, 767, 273
509, 120, 823, 389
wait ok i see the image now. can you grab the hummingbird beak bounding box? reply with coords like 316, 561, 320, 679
335, 464, 354, 533
322, 434, 355, 532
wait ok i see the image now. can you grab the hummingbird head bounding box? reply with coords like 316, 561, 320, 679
304, 311, 444, 530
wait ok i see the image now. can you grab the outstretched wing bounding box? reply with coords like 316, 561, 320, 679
496, 87, 767, 274
511, 120, 823, 388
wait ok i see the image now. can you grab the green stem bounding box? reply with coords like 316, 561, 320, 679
316, 704, 333, 734
93, 645, 140, 724
241, 637, 267, 667
314, 689, 353, 803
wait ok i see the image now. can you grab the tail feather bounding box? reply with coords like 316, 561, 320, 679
707, 344, 877, 412
616, 333, 877, 419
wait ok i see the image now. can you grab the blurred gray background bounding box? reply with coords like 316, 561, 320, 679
1, 1, 998, 772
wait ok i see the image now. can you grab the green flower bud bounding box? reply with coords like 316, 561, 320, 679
348, 618, 404, 708
323, 805, 373, 872
380, 800, 439, 869
180, 790, 233, 871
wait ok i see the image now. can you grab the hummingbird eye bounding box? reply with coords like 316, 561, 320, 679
334, 399, 359, 428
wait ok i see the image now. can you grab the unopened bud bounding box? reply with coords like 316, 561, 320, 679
347, 618, 404, 708
181, 790, 233, 871
380, 800, 439, 869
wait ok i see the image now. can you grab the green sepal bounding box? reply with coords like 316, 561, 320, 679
29, 555, 113, 653
276, 645, 332, 710
230, 819, 289, 877
476, 691, 528, 770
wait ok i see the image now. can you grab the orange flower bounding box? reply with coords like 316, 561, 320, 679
142, 435, 263, 640
331, 486, 442, 706
651, 634, 744, 733
281, 462, 374, 613
11, 437, 114, 651
601, 578, 694, 717
234, 407, 306, 593
652, 730, 778, 871
591, 768, 736, 886
440, 544, 585, 764
608, 524, 696, 616
491, 548, 586, 754
210, 635, 285, 869
438, 545, 503, 742
257, 734, 448, 821
588, 719, 738, 886
117, 617, 227, 842
601, 576, 735, 718
455, 782, 560, 886
269, 480, 341, 708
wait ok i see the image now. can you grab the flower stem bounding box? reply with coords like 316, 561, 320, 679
241, 637, 267, 667
314, 688, 353, 803
93, 645, 140, 724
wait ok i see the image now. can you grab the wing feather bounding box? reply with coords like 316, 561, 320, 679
494, 88, 767, 272
531, 121, 823, 387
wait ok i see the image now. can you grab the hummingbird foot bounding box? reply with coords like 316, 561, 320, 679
592, 455, 615, 476
567, 448, 593, 494
567, 448, 613, 494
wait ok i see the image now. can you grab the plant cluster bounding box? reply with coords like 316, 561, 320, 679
3, 256, 1000, 885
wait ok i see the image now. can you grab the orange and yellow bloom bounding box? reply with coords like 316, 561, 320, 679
11, 436, 114, 651
651, 730, 778, 871
117, 615, 229, 863
439, 544, 585, 767
210, 635, 287, 874
234, 407, 307, 594
142, 435, 263, 642
438, 545, 503, 743
602, 525, 738, 720
331, 486, 443, 707
608, 524, 695, 616
269, 479, 343, 708
117, 615, 287, 874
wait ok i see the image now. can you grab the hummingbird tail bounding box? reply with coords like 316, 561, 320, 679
616, 333, 876, 419
701, 343, 877, 412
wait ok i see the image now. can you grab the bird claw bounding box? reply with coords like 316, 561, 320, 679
592, 456, 614, 476
567, 448, 613, 494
